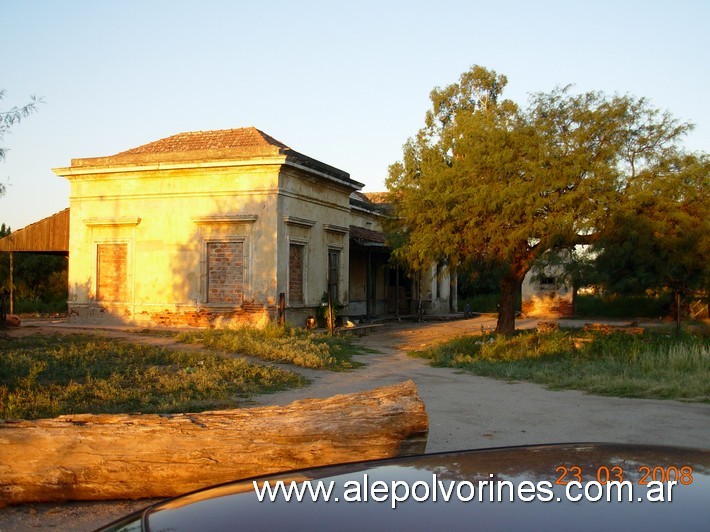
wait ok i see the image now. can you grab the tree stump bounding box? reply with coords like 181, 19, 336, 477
0, 380, 428, 506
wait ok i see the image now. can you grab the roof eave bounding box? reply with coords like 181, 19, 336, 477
54, 151, 362, 191
283, 154, 362, 191
53, 155, 291, 178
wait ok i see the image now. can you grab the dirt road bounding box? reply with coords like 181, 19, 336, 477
253, 318, 710, 452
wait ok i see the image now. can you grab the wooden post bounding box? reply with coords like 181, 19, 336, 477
278, 292, 285, 326
8, 251, 13, 315
676, 290, 681, 338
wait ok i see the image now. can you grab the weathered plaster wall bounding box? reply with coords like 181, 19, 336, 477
64, 163, 281, 326
279, 168, 353, 326
521, 267, 575, 318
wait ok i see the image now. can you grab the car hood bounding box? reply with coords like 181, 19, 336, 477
101, 443, 709, 531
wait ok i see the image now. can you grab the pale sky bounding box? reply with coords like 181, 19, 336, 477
1, 0, 708, 230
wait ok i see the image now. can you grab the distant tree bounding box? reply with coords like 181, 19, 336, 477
0, 223, 68, 313
1, 89, 41, 196
13, 253, 68, 303
386, 65, 700, 334
589, 153, 709, 329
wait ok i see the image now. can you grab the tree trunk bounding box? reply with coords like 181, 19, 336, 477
0, 381, 428, 506
496, 270, 525, 335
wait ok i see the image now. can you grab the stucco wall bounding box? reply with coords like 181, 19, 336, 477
521, 267, 575, 318
64, 163, 281, 326
279, 168, 353, 326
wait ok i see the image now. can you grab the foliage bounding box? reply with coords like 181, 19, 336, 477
412, 329, 709, 402
457, 257, 505, 297
574, 293, 671, 319
386, 65, 701, 334
458, 293, 504, 313
11, 254, 68, 301
0, 334, 307, 420
0, 90, 41, 160
0, 89, 41, 196
587, 153, 709, 296
317, 292, 343, 330
12, 296, 67, 314
0, 225, 68, 311
172, 323, 366, 370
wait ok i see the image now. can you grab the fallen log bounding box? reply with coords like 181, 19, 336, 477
0, 380, 428, 506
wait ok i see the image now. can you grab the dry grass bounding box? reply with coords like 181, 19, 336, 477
412, 329, 709, 402
0, 333, 308, 420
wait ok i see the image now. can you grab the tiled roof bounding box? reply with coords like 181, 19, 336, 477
62, 127, 363, 189
350, 191, 392, 215
349, 225, 386, 245
115, 127, 289, 156
362, 192, 390, 205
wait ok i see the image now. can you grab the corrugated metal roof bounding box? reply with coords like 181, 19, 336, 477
0, 208, 69, 253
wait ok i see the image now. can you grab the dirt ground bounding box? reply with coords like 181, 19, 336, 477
1, 316, 709, 530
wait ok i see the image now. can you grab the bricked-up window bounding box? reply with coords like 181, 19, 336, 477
328, 249, 340, 303
207, 241, 245, 304
96, 243, 128, 301
289, 244, 304, 304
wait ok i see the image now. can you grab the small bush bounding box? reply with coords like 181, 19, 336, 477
14, 297, 68, 314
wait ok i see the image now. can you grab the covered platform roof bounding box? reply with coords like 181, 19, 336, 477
0, 208, 69, 254
349, 225, 386, 247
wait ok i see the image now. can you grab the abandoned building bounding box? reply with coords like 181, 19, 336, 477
2, 127, 455, 327
521, 264, 575, 318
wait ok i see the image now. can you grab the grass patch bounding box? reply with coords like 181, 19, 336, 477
171, 323, 368, 370
412, 330, 709, 402
0, 334, 307, 420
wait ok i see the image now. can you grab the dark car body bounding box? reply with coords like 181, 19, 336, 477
99, 443, 709, 531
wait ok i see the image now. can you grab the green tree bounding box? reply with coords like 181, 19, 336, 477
386, 65, 698, 334
0, 222, 68, 312
589, 153, 709, 326
12, 253, 68, 302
